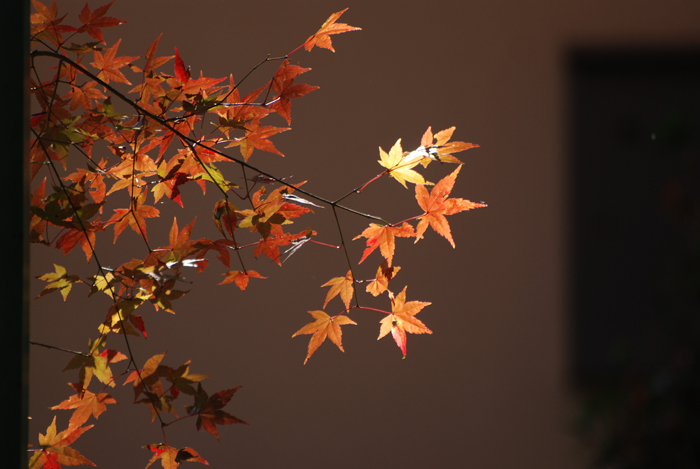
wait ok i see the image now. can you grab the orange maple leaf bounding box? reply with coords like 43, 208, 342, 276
90, 38, 139, 85
214, 76, 269, 137
30, 0, 78, 47
219, 270, 265, 291
225, 117, 289, 161
143, 444, 209, 469
77, 1, 124, 44
181, 71, 227, 95
304, 8, 361, 52
64, 80, 107, 111
124, 352, 167, 401
28, 416, 95, 469
107, 189, 160, 243
414, 165, 486, 247
378, 287, 432, 358
292, 310, 357, 364
321, 270, 354, 310
418, 126, 480, 165
353, 222, 415, 266
51, 384, 117, 428
142, 34, 174, 75
269, 61, 318, 124
366, 261, 401, 297
55, 220, 105, 263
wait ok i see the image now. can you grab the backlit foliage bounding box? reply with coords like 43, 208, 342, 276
29, 1, 485, 466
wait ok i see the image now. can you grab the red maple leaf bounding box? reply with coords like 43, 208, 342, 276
185, 384, 248, 440
173, 47, 190, 84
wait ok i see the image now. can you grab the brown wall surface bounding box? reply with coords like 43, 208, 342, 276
28, 1, 700, 468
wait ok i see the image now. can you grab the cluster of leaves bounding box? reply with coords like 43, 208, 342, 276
28, 1, 484, 467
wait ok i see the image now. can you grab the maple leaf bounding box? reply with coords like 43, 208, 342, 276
225, 117, 289, 161
163, 360, 211, 397
99, 298, 145, 335
420, 126, 479, 165
366, 261, 401, 297
107, 189, 160, 243
321, 270, 354, 310
181, 71, 226, 96
124, 352, 168, 401
144, 444, 209, 469
237, 186, 307, 243
36, 264, 81, 301
30, 0, 78, 47
414, 166, 486, 247
55, 220, 105, 263
212, 199, 238, 238
173, 47, 190, 84
304, 8, 361, 52
378, 287, 432, 358
378, 138, 431, 188
51, 383, 117, 428
28, 416, 95, 469
63, 337, 127, 389
353, 222, 415, 266
214, 76, 269, 136
77, 1, 125, 44
269, 61, 318, 124
30, 178, 48, 243
143, 34, 174, 75
64, 165, 107, 204
292, 310, 357, 364
90, 38, 139, 85
164, 217, 199, 262
150, 279, 189, 314
64, 80, 107, 112
189, 162, 236, 193
219, 270, 265, 291
185, 384, 248, 440
195, 238, 235, 271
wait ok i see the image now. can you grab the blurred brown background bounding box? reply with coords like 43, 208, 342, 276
28, 1, 700, 468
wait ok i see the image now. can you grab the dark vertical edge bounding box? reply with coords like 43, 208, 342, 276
1, 0, 30, 467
